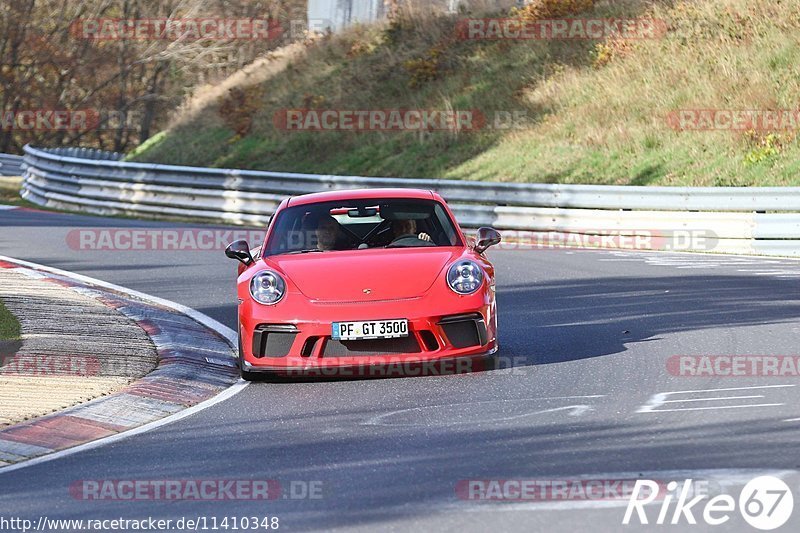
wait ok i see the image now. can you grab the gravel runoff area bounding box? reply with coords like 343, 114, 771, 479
0, 257, 238, 467
0, 267, 158, 427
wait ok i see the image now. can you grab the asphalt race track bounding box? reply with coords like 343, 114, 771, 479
2, 206, 800, 532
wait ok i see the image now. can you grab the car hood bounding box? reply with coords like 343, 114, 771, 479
267, 248, 463, 301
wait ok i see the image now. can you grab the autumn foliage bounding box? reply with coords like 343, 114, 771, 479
0, 0, 305, 154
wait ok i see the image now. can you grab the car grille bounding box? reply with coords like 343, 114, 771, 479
322, 336, 421, 357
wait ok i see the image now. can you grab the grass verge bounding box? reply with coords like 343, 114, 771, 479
0, 299, 20, 342
129, 0, 800, 186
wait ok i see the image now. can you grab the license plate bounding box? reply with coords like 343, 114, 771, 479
332, 319, 408, 341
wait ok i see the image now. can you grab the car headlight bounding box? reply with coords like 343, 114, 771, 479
447, 260, 483, 295
250, 270, 286, 305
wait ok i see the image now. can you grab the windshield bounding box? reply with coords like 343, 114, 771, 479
264, 198, 462, 256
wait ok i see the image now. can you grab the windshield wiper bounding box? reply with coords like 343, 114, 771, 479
283, 248, 324, 255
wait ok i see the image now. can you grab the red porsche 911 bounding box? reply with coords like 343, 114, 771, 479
225, 188, 501, 380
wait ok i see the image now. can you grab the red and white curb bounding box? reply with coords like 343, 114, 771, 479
0, 255, 246, 473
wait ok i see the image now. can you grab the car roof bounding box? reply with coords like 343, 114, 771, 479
286, 188, 435, 207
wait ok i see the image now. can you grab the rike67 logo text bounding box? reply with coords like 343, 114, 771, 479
623, 476, 793, 530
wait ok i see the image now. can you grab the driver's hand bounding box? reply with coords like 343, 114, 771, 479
418, 232, 432, 242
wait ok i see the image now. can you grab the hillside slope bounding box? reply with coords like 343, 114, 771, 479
131, 0, 800, 186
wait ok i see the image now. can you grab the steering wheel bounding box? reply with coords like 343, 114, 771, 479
387, 234, 436, 248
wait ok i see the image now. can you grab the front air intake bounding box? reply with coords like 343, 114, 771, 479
252, 324, 298, 358
438, 313, 488, 349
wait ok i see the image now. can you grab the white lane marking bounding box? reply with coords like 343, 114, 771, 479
661, 395, 765, 403
655, 384, 794, 394
637, 385, 794, 414
783, 417, 800, 422
364, 396, 605, 427
613, 250, 798, 271
642, 404, 784, 413
614, 249, 800, 262
646, 261, 798, 274
368, 404, 596, 426
0, 205, 18, 211
607, 251, 800, 278
0, 254, 246, 475
647, 259, 729, 263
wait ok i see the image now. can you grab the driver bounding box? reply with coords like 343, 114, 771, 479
392, 219, 432, 243
301, 212, 348, 251
315, 214, 347, 250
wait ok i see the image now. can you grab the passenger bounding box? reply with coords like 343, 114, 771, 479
392, 218, 432, 243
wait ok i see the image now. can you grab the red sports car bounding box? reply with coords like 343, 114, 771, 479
225, 188, 501, 380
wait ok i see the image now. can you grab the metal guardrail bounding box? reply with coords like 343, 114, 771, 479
0, 154, 24, 177
19, 144, 800, 256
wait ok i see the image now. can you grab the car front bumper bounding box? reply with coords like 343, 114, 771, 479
238, 288, 498, 377
241, 345, 499, 378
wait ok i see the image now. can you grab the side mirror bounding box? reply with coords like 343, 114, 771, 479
474, 227, 501, 254
225, 240, 254, 265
